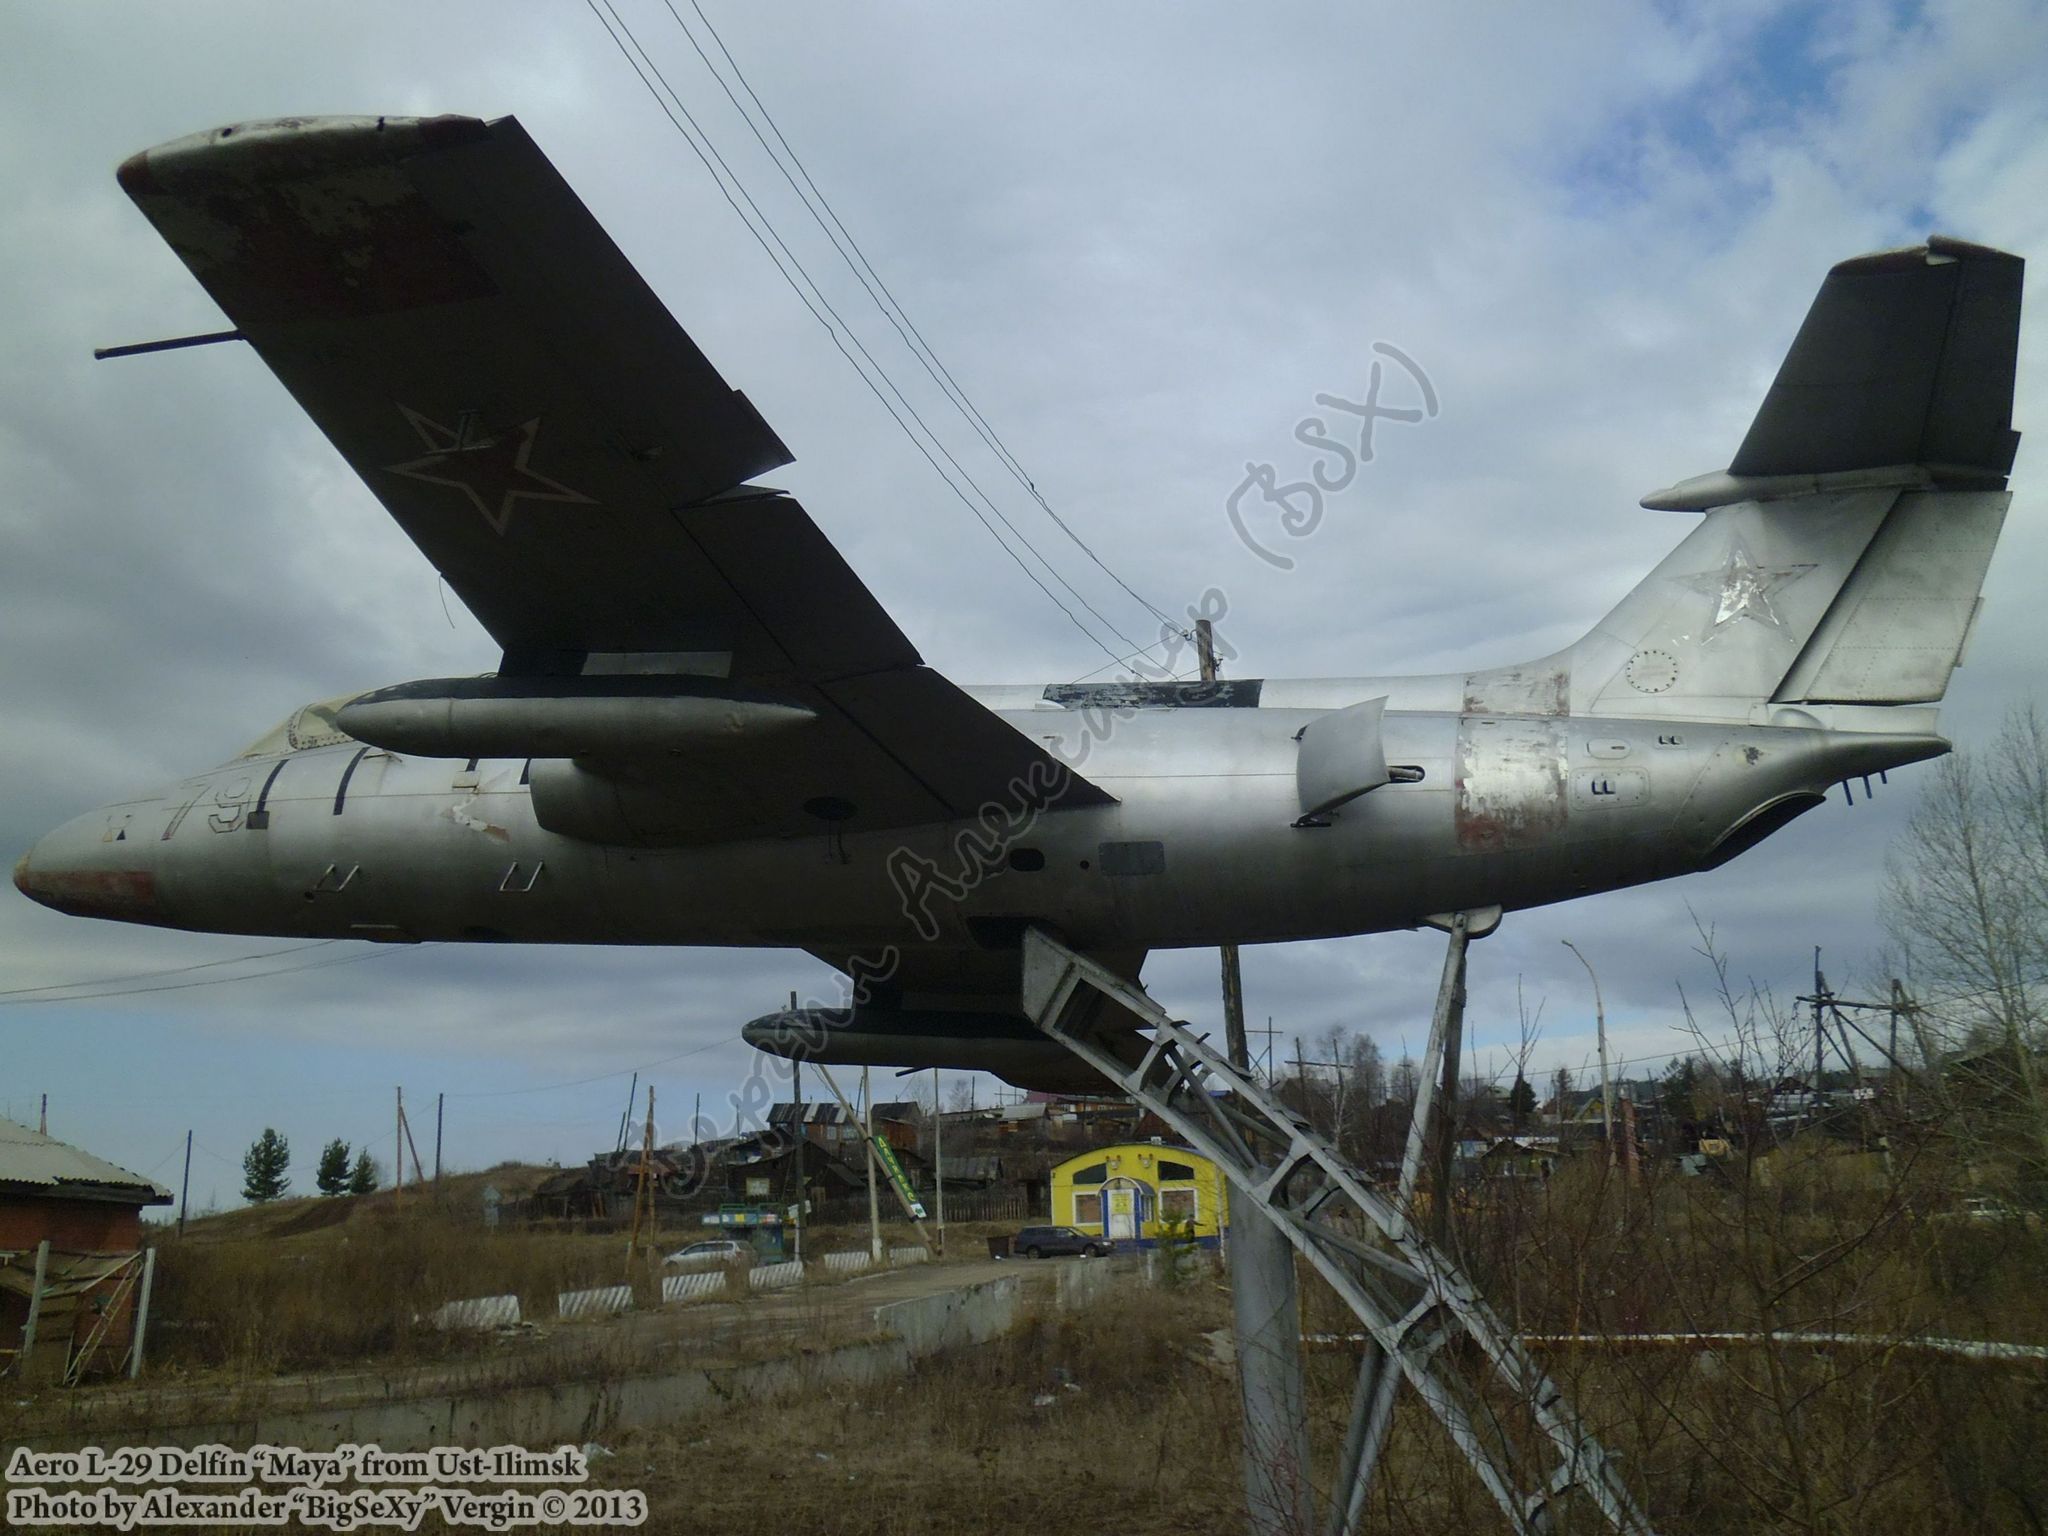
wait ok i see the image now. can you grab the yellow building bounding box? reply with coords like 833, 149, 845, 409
1050, 1142, 1229, 1249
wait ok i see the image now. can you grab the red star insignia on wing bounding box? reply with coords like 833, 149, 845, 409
383, 407, 597, 535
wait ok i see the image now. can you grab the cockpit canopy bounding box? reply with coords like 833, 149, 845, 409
236, 694, 364, 758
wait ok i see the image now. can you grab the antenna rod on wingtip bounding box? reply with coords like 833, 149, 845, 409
94, 328, 245, 361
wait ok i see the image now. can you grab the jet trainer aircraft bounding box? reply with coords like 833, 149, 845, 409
14, 115, 2025, 1090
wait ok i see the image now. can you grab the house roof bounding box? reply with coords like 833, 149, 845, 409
0, 1119, 173, 1206
766, 1101, 918, 1127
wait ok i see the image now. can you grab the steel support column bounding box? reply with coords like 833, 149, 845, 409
1019, 923, 1655, 1536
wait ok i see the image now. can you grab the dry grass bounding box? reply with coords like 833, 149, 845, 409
585, 1282, 1246, 1536
144, 1202, 1006, 1377
61, 1131, 2048, 1533
149, 1204, 673, 1374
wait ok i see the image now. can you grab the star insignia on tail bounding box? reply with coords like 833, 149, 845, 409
1673, 538, 1815, 639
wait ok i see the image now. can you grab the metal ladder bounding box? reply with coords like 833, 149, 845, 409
1020, 922, 1655, 1536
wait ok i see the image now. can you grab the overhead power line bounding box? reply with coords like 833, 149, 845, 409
0, 940, 338, 998
0, 943, 428, 1006
583, 0, 1163, 668
671, 0, 1179, 632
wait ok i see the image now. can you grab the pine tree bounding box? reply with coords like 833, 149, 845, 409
346, 1149, 379, 1196
241, 1127, 291, 1204
314, 1138, 351, 1197
1508, 1073, 1537, 1128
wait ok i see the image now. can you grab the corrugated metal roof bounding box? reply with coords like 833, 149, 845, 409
0, 1118, 173, 1202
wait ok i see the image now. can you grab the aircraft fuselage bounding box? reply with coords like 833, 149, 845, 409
13, 691, 1944, 959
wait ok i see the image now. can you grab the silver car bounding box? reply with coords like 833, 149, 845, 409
664, 1238, 752, 1270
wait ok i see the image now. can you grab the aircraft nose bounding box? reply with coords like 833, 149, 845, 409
11, 817, 162, 921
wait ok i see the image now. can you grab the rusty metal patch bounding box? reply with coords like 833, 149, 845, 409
1456, 719, 1567, 852
16, 869, 159, 919
1462, 665, 1568, 717
126, 158, 494, 323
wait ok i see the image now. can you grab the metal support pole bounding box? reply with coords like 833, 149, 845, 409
1328, 1340, 1394, 1536
1235, 1202, 1316, 1535
1396, 914, 1473, 1236
1018, 923, 1654, 1536
1339, 911, 1477, 1525
1199, 614, 1313, 1536
1430, 1006, 1465, 1250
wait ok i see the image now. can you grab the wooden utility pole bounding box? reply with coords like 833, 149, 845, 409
433, 1092, 444, 1189
177, 1130, 192, 1239
1563, 942, 1615, 1169
616, 1072, 638, 1156
932, 1066, 946, 1255
862, 1065, 882, 1261
626, 1085, 657, 1269
792, 1060, 805, 1265
395, 1087, 403, 1207
399, 1099, 425, 1195
1198, 620, 1252, 1069
787, 988, 806, 1265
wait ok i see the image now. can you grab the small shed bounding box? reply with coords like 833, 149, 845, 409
0, 1119, 171, 1381
1050, 1141, 1228, 1249
0, 1119, 171, 1253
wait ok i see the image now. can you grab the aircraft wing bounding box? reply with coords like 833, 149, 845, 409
117, 114, 1114, 838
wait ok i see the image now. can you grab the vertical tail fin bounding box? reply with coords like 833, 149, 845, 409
1565, 237, 2021, 722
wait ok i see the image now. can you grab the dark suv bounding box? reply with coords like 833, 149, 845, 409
1014, 1225, 1111, 1259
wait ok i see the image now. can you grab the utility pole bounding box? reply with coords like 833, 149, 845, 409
791, 1056, 805, 1265
39, 1092, 47, 1135
1813, 949, 1828, 1111
177, 1130, 192, 1239
932, 1066, 946, 1254
862, 1065, 882, 1262
433, 1092, 444, 1189
395, 1087, 403, 1208
1562, 941, 1614, 1169
1199, 620, 1252, 1070
398, 1097, 425, 1195
1199, 615, 1313, 1536
626, 1085, 656, 1270
1249, 1016, 1282, 1082
616, 1072, 638, 1156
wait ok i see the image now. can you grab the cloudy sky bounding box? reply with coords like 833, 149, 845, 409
3, 1, 2043, 1209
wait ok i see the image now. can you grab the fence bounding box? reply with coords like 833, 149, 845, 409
660, 1271, 728, 1305
556, 1284, 633, 1321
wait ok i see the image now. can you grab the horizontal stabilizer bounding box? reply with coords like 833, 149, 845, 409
1732, 236, 2022, 484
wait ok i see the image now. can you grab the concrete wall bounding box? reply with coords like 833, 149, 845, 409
6, 1263, 1134, 1458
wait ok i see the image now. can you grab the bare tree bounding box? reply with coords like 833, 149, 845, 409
1883, 704, 2048, 1195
